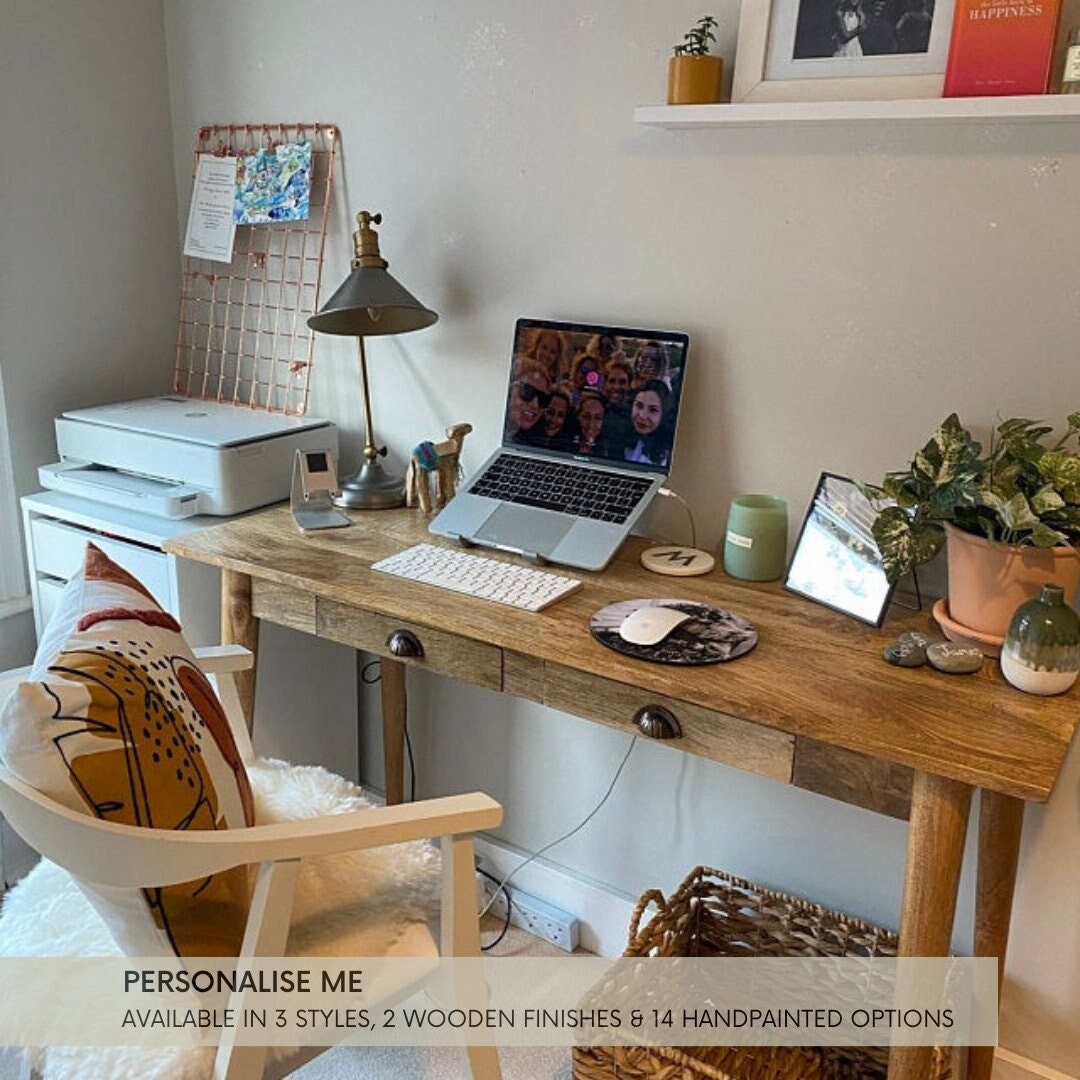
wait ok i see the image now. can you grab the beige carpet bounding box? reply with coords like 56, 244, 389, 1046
290, 918, 577, 1079
0, 919, 578, 1080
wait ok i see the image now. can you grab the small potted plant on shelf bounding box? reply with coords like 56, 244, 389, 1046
668, 15, 723, 105
864, 412, 1080, 646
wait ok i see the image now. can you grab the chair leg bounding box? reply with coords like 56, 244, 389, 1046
440, 833, 482, 959
216, 859, 301, 1080
441, 835, 502, 1080
465, 1044, 502, 1080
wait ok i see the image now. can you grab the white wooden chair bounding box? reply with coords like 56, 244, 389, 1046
0, 647, 503, 1080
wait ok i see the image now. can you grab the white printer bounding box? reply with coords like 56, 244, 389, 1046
39, 396, 337, 518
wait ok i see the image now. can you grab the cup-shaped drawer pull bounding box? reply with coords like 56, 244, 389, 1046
386, 629, 425, 658
633, 704, 682, 739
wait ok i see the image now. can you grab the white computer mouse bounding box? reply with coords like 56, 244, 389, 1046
618, 605, 694, 647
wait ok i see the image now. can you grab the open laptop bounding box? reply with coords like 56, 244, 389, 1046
429, 317, 690, 571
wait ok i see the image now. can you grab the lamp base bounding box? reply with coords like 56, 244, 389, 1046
332, 460, 406, 510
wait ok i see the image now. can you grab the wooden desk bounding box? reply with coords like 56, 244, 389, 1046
165, 505, 1079, 1080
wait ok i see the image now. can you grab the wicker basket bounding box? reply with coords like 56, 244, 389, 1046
572, 866, 953, 1080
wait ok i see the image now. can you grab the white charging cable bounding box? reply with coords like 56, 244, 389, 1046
478, 734, 638, 920
657, 486, 698, 549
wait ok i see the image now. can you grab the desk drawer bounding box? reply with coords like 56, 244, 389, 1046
317, 599, 503, 690
539, 664, 794, 783
251, 580, 316, 635
29, 517, 172, 606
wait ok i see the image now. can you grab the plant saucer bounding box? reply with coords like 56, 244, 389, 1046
932, 598, 1005, 658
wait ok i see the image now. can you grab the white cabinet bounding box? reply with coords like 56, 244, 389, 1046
20, 491, 359, 777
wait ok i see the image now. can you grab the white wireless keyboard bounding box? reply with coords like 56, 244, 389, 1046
371, 543, 582, 612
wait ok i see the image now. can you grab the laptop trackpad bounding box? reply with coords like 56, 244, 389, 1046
473, 504, 573, 556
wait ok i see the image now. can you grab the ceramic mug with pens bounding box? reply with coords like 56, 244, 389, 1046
723, 495, 788, 581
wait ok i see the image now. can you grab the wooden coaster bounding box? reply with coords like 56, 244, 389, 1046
640, 546, 716, 577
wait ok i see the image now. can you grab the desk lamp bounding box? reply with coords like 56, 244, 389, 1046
307, 210, 437, 509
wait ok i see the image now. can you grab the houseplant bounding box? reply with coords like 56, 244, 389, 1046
864, 412, 1080, 639
668, 15, 723, 105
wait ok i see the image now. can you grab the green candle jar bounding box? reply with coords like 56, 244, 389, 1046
1000, 583, 1080, 696
723, 495, 788, 582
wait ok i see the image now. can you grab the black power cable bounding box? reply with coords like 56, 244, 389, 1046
476, 866, 514, 951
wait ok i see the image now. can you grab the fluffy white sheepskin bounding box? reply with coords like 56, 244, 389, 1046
0, 758, 441, 1080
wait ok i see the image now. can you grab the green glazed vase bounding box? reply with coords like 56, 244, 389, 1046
1000, 583, 1080, 696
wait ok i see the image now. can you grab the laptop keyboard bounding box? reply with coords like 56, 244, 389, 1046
469, 454, 654, 523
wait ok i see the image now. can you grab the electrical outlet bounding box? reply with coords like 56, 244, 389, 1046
481, 878, 579, 953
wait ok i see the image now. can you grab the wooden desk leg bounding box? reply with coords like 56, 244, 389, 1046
887, 771, 973, 1080
380, 657, 407, 806
221, 568, 259, 733
968, 790, 1024, 1080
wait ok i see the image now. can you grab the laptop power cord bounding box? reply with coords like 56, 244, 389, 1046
657, 486, 698, 549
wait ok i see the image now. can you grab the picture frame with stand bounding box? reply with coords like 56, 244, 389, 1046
784, 471, 897, 626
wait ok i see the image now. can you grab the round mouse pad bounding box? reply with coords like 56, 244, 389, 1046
590, 599, 757, 666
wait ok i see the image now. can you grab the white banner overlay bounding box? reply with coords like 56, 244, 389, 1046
0, 957, 996, 1048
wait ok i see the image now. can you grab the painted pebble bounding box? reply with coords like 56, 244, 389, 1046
926, 642, 983, 675
884, 637, 927, 668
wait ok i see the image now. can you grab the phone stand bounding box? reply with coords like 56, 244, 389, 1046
291, 450, 351, 532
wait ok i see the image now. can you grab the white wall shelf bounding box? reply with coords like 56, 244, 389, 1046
635, 95, 1080, 128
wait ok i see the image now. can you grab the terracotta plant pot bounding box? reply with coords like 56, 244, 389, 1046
667, 55, 723, 105
944, 522, 1080, 639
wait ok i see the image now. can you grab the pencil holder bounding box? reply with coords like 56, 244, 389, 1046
723, 494, 788, 581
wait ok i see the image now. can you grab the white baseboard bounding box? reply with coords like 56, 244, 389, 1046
994, 1047, 1079, 1080
473, 836, 635, 957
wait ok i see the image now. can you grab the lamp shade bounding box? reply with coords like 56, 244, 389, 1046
307, 266, 437, 336
307, 209, 437, 337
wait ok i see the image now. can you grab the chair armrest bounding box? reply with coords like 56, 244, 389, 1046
192, 645, 254, 674
0, 766, 501, 888
191, 646, 256, 763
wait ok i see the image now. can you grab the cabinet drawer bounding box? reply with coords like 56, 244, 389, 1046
29, 517, 172, 608
317, 598, 503, 691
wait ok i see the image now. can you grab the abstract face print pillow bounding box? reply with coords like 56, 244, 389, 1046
0, 543, 254, 957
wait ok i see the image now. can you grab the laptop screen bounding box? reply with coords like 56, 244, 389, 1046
501, 318, 690, 474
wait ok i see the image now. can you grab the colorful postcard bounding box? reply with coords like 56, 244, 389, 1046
234, 140, 312, 224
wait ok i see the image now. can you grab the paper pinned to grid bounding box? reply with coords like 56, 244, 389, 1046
174, 123, 338, 416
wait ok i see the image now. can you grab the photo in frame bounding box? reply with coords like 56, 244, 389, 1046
784, 472, 897, 626
732, 0, 955, 102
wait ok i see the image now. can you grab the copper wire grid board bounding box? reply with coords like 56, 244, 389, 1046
173, 122, 339, 415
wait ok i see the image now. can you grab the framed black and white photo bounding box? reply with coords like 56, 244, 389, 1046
784, 472, 896, 626
732, 0, 955, 103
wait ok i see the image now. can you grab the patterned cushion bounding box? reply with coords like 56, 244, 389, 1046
0, 543, 254, 957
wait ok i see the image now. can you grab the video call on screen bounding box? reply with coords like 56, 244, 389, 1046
503, 320, 689, 473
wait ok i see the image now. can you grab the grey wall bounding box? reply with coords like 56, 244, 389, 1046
0, 0, 179, 669
0, 0, 1073, 1073
0, 0, 179, 510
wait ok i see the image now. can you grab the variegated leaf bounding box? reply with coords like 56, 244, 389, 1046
1030, 521, 1069, 547
1030, 484, 1065, 515
998, 493, 1040, 533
